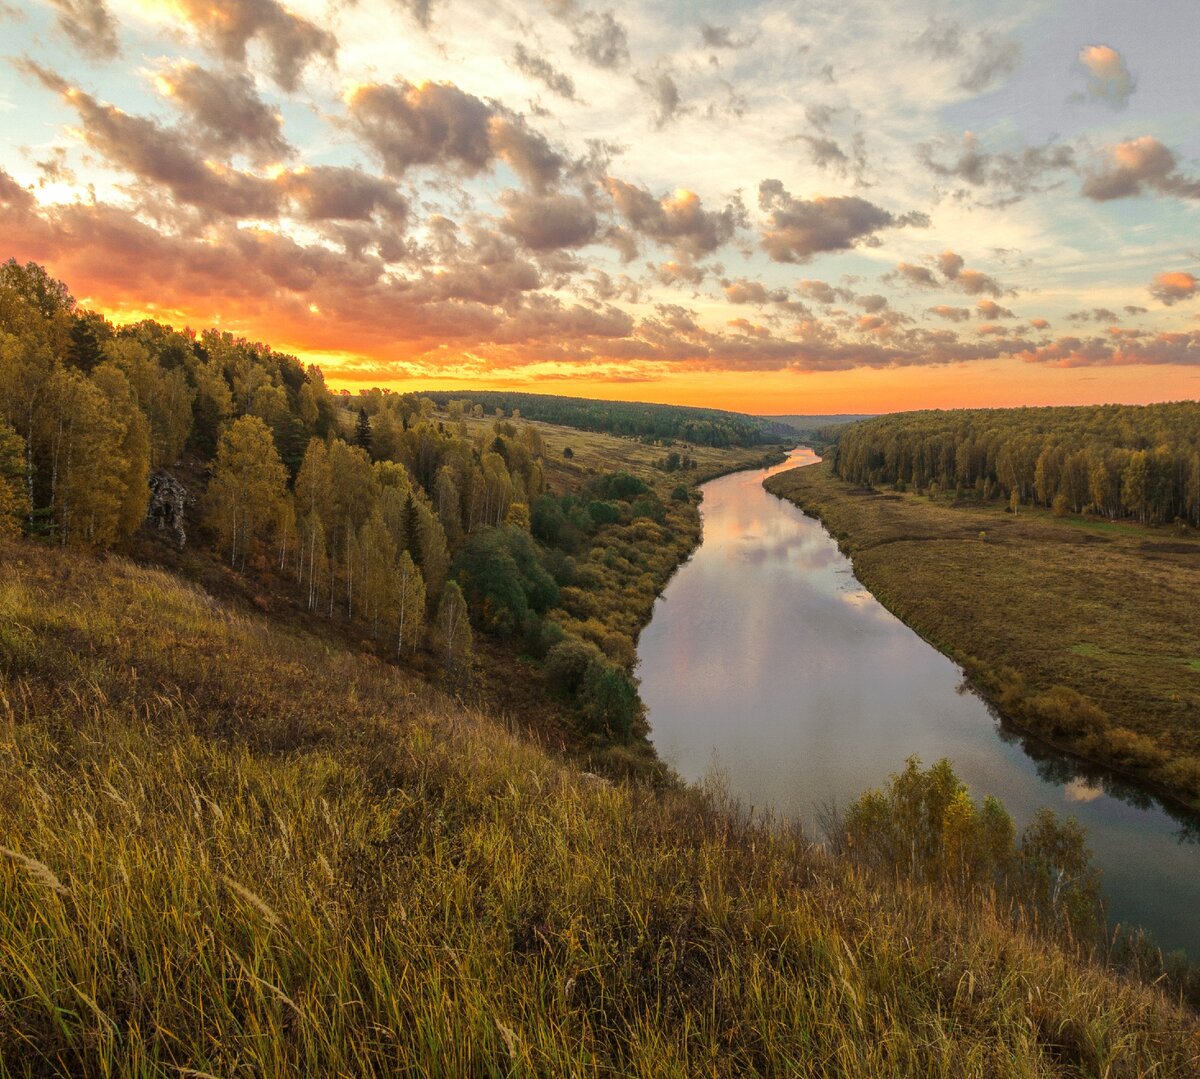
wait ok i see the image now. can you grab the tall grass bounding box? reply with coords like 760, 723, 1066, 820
1, 538, 1196, 1076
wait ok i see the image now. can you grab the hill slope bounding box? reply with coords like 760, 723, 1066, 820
1, 538, 1197, 1076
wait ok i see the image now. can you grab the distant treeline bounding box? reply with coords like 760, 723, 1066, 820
421, 390, 788, 448
765, 414, 874, 436
832, 404, 1200, 526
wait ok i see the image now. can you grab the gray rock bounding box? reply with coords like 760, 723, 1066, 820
147, 470, 192, 549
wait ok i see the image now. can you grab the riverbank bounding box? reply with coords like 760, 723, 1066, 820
764, 459, 1200, 812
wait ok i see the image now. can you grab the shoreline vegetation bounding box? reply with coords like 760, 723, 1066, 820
765, 453, 1200, 814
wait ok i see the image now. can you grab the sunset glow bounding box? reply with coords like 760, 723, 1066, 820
1, 0, 1197, 413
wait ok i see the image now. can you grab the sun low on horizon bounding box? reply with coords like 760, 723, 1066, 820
1, 0, 1198, 414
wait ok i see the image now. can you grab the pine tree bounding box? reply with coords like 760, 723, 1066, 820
355, 407, 373, 453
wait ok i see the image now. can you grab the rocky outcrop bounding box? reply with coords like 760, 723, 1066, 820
147, 470, 192, 549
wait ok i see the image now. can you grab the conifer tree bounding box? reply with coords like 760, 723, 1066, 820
355, 406, 373, 452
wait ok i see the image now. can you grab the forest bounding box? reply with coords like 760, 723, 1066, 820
422, 389, 790, 447
0, 258, 718, 746
830, 405, 1200, 526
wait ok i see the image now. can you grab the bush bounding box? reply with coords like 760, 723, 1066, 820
578, 660, 638, 740
521, 613, 565, 660
586, 500, 621, 527
1026, 685, 1107, 738
630, 498, 665, 524
588, 472, 650, 501
544, 637, 606, 698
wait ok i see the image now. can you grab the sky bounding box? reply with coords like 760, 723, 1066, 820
1, 0, 1198, 413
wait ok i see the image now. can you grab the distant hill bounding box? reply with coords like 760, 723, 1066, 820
762, 414, 875, 433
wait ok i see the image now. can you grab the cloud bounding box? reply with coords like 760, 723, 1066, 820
890, 249, 1005, 295
938, 250, 1005, 295
23, 64, 280, 218
22, 64, 412, 238
500, 190, 598, 250
164, 0, 337, 91
569, 9, 629, 70
892, 263, 938, 287
721, 277, 789, 304
796, 279, 854, 305
392, 0, 436, 29
799, 133, 868, 184
1020, 332, 1200, 367
960, 33, 1021, 93
917, 132, 1074, 203
956, 268, 1003, 296
634, 67, 684, 128
1065, 307, 1120, 323
1150, 271, 1197, 305
698, 21, 754, 51
16, 183, 1194, 378
605, 179, 743, 258
0, 166, 34, 210
977, 299, 1014, 319
280, 166, 408, 227
938, 250, 964, 279
512, 43, 577, 100
346, 79, 565, 190
1078, 45, 1135, 108
46, 0, 119, 59
914, 19, 1020, 93
1081, 136, 1200, 201
153, 62, 291, 165
757, 180, 928, 263
928, 305, 971, 321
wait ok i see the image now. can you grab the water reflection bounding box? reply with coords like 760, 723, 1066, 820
637, 448, 1200, 956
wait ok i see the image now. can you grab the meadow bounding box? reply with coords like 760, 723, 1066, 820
765, 460, 1200, 809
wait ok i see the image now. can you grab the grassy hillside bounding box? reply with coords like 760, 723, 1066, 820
765, 460, 1200, 810
2, 538, 1198, 1075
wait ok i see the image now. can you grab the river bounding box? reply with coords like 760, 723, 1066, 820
636, 447, 1199, 957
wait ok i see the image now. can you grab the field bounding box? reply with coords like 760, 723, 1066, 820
2, 536, 1198, 1075
450, 407, 784, 496
765, 460, 1200, 809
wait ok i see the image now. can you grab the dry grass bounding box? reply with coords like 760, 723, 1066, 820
450, 408, 781, 499
1, 537, 1197, 1076
765, 460, 1200, 809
